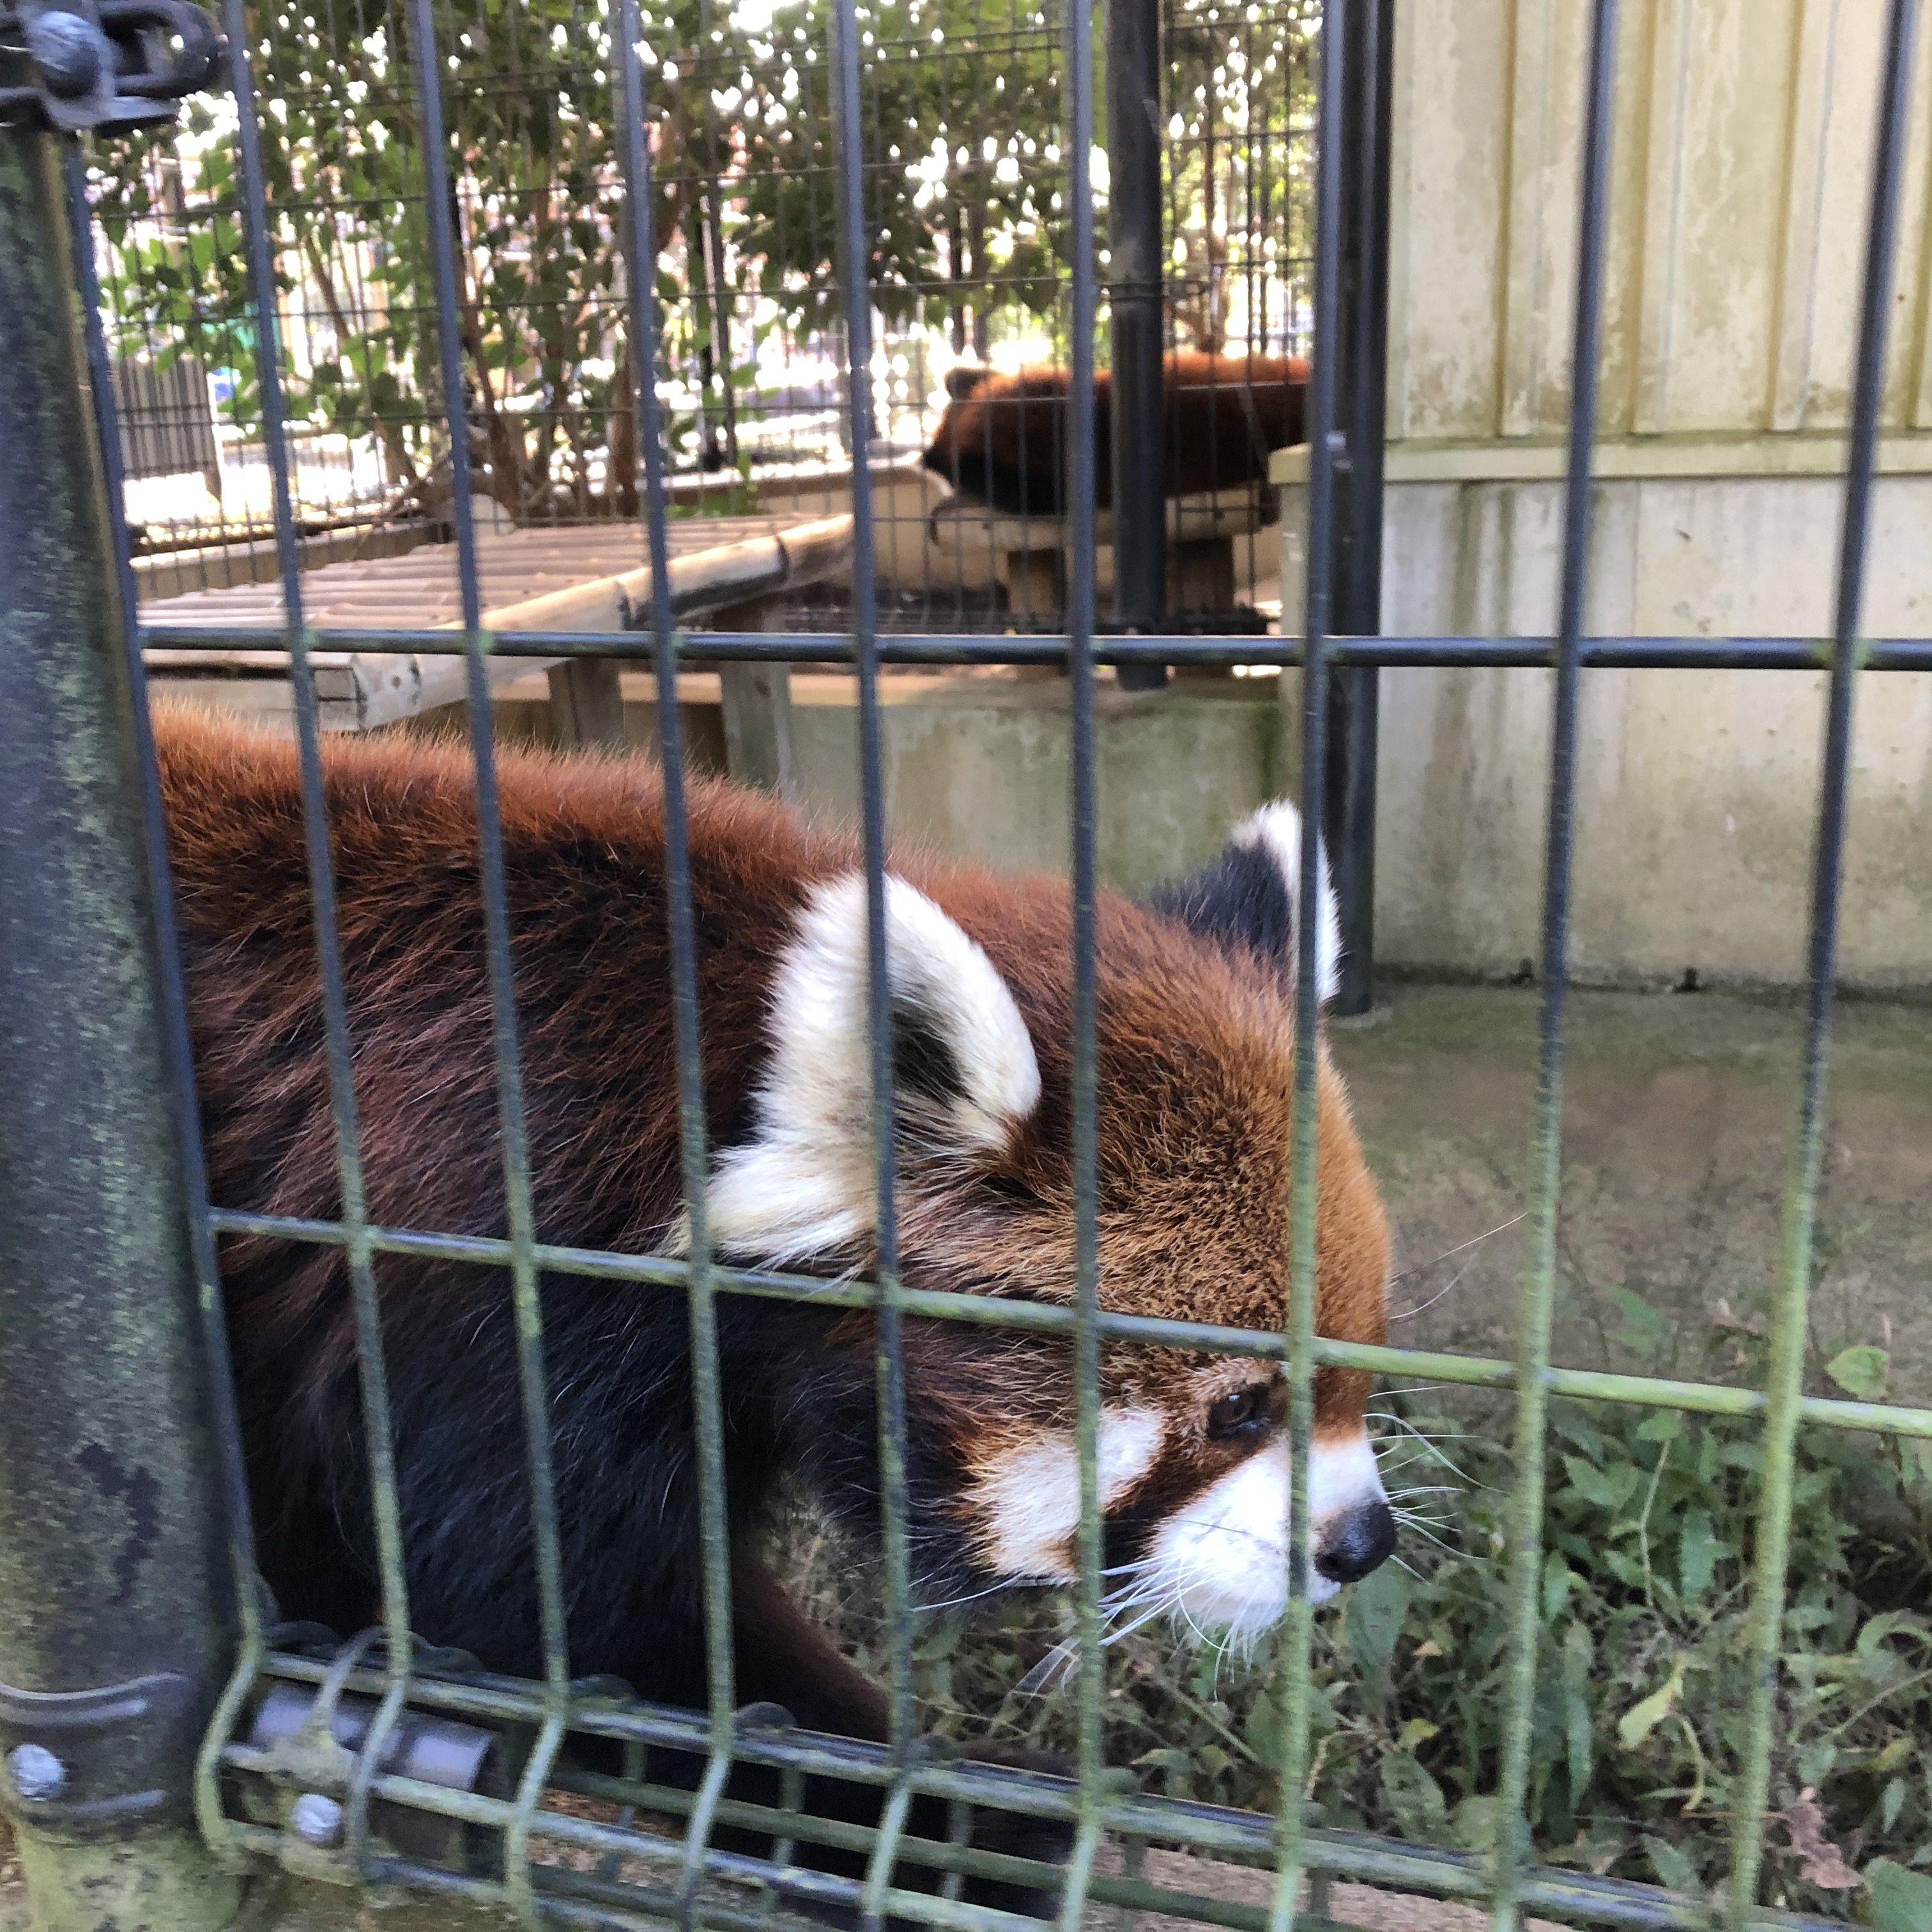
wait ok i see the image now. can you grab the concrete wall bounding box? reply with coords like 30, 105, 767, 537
1374, 469, 1932, 986
786, 675, 1289, 896
481, 670, 1293, 901
1289, 0, 1932, 989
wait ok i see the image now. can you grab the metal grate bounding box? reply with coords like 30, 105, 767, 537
4, 0, 1932, 1928
83, 0, 1312, 642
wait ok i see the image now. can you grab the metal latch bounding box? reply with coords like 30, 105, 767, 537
0, 1671, 203, 1838
0, 0, 218, 132
237, 1678, 527, 1878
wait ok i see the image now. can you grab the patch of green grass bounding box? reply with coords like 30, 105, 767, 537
778, 1322, 1932, 1919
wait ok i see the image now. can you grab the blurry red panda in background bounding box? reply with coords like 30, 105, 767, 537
921, 350, 1311, 518
157, 706, 1389, 1905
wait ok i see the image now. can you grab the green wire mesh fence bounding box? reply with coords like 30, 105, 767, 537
1, 1, 1929, 1929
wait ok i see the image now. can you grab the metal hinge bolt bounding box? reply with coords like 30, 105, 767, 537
22, 8, 103, 96
5, 1742, 66, 1802
289, 1791, 345, 1848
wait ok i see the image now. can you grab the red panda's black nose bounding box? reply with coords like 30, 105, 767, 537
1315, 1499, 1397, 1586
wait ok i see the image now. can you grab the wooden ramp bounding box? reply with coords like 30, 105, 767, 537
142, 513, 853, 733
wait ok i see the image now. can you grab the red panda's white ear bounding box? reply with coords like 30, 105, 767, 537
706, 873, 1041, 1264
1232, 801, 1342, 1003
1146, 799, 1342, 1004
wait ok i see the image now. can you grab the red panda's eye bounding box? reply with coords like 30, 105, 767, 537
1206, 1386, 1269, 1439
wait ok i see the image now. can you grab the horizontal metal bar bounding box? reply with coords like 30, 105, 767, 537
227, 1652, 1850, 1932
139, 624, 1932, 670
217, 1800, 1034, 1932
206, 1208, 1932, 1438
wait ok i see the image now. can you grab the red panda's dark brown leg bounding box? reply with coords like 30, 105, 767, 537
723, 1548, 1073, 1922
730, 1549, 889, 1741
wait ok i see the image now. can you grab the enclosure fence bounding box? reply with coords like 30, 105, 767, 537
3, 2, 1932, 1931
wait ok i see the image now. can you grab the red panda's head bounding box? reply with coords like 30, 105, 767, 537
707, 800, 1395, 1642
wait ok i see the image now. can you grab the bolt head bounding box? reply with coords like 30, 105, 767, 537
23, 10, 104, 98
290, 1791, 345, 1848
6, 1743, 66, 1802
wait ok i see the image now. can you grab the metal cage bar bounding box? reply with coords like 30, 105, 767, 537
1061, 0, 1108, 1924
1491, 6, 1617, 1928
1726, 0, 1922, 1920
187, 1205, 1932, 1441
1268, 2, 1343, 1924
407, 10, 583, 1913
827, 1, 925, 1920
132, 625, 1932, 671
611, 3, 745, 1908
218, 1, 421, 1850
0, 0, 1928, 1927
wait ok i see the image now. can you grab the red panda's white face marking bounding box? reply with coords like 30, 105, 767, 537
964, 1405, 1392, 1637
969, 1406, 1165, 1578
707, 871, 1041, 1264
1137, 1430, 1391, 1633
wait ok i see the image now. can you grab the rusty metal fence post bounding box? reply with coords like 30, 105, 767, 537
0, 119, 241, 1932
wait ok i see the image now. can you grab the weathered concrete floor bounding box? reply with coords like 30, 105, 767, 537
1325, 983, 1932, 1408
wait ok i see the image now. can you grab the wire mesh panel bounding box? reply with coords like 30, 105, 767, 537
6, 0, 1932, 1928
84, 0, 1316, 639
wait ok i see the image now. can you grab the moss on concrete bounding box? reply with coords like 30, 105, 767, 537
1327, 983, 1932, 1407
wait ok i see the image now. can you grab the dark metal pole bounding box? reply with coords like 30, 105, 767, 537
0, 128, 241, 1927
1322, 0, 1393, 1015
1107, 0, 1170, 690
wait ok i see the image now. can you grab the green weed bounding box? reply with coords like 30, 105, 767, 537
780, 1324, 1932, 1919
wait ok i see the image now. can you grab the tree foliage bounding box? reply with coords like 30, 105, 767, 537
91, 0, 1310, 521
92, 0, 1080, 519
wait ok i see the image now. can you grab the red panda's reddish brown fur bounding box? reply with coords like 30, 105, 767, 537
921, 350, 1311, 518
155, 704, 1391, 1889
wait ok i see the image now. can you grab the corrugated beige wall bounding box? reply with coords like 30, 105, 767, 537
1386, 0, 1932, 445
1297, 0, 1932, 988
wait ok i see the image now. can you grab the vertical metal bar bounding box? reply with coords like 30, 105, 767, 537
1267, 3, 1344, 1925
1489, 8, 1616, 1929
1322, 0, 1393, 1018
410, 0, 569, 1699
615, 0, 740, 1905
822, 12, 935, 1915
222, 0, 418, 1775
829, 0, 917, 1777
1728, 0, 1919, 1919
410, 10, 575, 1915
828, 5, 922, 1917
1107, 0, 1170, 690
59, 141, 266, 1865
1062, 0, 1107, 1918
0, 120, 240, 1932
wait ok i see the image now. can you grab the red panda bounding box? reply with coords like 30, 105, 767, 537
921, 351, 1311, 519
155, 706, 1391, 1896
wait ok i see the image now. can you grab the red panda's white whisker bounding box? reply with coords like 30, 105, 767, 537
1392, 1519, 1463, 1558
1014, 1641, 1078, 1697
1385, 1214, 1526, 1289
1390, 1261, 1482, 1322
1013, 1586, 1174, 1695
915, 1575, 1038, 1614
1366, 1416, 1500, 1491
